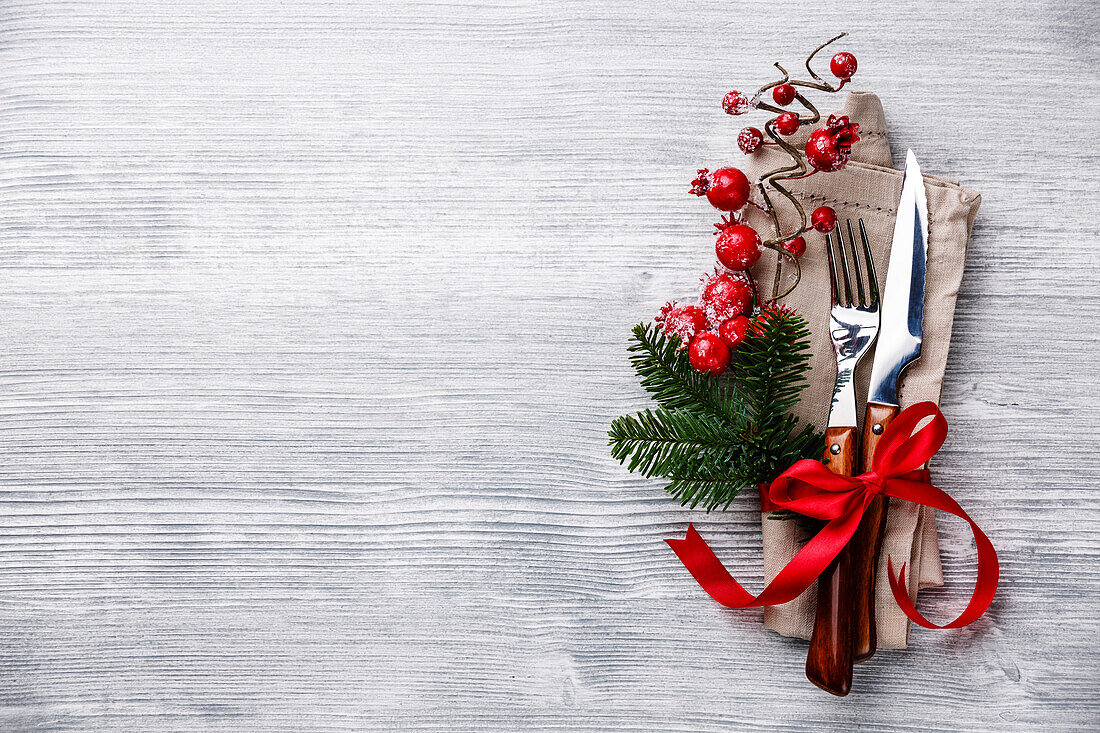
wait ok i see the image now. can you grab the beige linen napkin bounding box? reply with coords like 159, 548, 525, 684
741, 92, 981, 648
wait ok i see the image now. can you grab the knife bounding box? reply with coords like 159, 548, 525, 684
849, 150, 930, 662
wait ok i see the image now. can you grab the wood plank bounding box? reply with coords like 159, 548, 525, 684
2, 0, 1098, 729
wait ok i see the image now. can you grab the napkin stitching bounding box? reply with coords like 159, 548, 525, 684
794, 190, 896, 216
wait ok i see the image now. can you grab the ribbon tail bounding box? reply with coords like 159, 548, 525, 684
883, 480, 1000, 629
665, 524, 755, 607
666, 511, 864, 609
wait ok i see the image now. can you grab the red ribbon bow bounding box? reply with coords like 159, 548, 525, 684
665, 401, 998, 629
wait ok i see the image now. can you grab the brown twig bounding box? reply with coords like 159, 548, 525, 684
749, 34, 849, 299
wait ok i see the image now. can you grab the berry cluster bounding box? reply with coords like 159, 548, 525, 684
655, 270, 754, 377
714, 43, 858, 263
661, 36, 861, 376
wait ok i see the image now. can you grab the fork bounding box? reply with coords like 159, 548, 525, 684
805, 219, 880, 697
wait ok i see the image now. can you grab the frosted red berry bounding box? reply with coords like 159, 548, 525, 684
783, 235, 807, 258
657, 303, 709, 346
772, 83, 796, 106
688, 331, 731, 376
811, 206, 837, 233
830, 52, 858, 80
738, 127, 764, 154
704, 167, 750, 211
700, 270, 754, 322
805, 129, 845, 172
718, 315, 752, 350
805, 115, 861, 172
722, 90, 752, 116
776, 112, 800, 135
715, 224, 762, 270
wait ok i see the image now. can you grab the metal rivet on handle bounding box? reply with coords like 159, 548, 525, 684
830, 444, 841, 455
872, 423, 884, 435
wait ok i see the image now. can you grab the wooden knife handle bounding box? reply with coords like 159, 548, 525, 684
849, 403, 900, 663
805, 426, 857, 697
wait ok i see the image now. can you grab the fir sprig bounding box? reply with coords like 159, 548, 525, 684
608, 408, 740, 477
609, 309, 822, 511
626, 323, 746, 425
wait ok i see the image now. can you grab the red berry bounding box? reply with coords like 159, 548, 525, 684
704, 167, 750, 211
805, 115, 860, 172
737, 127, 764, 154
688, 331, 731, 376
805, 129, 846, 172
718, 315, 752, 350
657, 303, 709, 345
715, 224, 762, 270
772, 83, 796, 106
811, 206, 837, 233
783, 235, 806, 258
830, 52, 858, 80
776, 112, 800, 135
700, 270, 754, 322
722, 90, 752, 116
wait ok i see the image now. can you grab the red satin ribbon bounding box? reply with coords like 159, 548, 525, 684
665, 401, 999, 629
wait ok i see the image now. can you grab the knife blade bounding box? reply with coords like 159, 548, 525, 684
849, 149, 930, 663
867, 149, 929, 407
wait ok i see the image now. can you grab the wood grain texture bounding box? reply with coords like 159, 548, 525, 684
2, 0, 1099, 730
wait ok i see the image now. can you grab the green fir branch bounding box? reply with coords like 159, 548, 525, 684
627, 322, 748, 429
609, 309, 823, 511
663, 452, 757, 511
608, 408, 742, 478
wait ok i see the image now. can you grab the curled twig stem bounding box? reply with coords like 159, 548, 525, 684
747, 33, 849, 299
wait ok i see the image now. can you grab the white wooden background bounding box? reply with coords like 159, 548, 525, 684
2, 1, 1098, 730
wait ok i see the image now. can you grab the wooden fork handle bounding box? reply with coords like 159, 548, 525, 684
849, 402, 900, 662
805, 426, 857, 697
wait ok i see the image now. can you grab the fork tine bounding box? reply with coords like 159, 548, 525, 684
835, 222, 854, 306
824, 232, 840, 304
845, 219, 866, 307
858, 218, 879, 306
